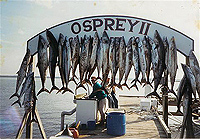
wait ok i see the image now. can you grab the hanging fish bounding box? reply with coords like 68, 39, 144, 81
168, 37, 178, 97
181, 64, 197, 100
138, 38, 147, 84
57, 33, 66, 93
11, 57, 34, 107
142, 36, 152, 88
87, 32, 99, 81
130, 37, 141, 91
109, 37, 117, 87
10, 49, 31, 99
101, 31, 110, 87
146, 30, 165, 100
37, 35, 50, 95
118, 36, 126, 90
122, 37, 133, 90
69, 35, 80, 85
46, 29, 59, 93
62, 37, 73, 94
189, 51, 200, 98
76, 35, 90, 91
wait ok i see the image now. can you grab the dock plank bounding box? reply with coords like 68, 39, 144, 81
79, 96, 167, 138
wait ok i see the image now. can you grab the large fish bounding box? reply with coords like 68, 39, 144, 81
118, 36, 126, 89
138, 38, 147, 83
180, 79, 194, 138
146, 30, 165, 100
109, 37, 117, 87
87, 32, 99, 80
101, 31, 110, 87
84, 36, 93, 86
189, 51, 200, 98
69, 35, 80, 85
122, 37, 133, 89
46, 29, 59, 93
142, 36, 152, 88
168, 37, 178, 97
11, 57, 34, 107
62, 37, 73, 94
96, 38, 103, 80
57, 33, 66, 93
176, 75, 186, 114
130, 37, 141, 90
10, 49, 31, 99
162, 37, 169, 88
181, 64, 197, 100
76, 36, 90, 91
23, 72, 35, 113
193, 66, 200, 98
37, 35, 49, 95
115, 37, 120, 79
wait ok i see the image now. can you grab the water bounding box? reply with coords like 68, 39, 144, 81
0, 76, 182, 138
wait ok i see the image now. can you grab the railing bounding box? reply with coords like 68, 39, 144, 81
61, 107, 76, 131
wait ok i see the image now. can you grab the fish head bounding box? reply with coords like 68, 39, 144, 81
154, 30, 162, 46
127, 37, 133, 46
94, 32, 99, 40
162, 37, 169, 48
102, 31, 109, 44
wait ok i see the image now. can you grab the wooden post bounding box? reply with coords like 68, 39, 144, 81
35, 108, 47, 139
162, 87, 168, 126
162, 70, 168, 127
26, 111, 33, 138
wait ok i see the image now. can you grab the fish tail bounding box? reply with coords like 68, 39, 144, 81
146, 91, 161, 100
37, 88, 50, 96
141, 78, 146, 83
9, 92, 19, 99
11, 99, 22, 107
69, 77, 78, 85
121, 83, 130, 90
117, 83, 123, 90
85, 79, 92, 87
75, 83, 87, 91
142, 81, 153, 88
56, 87, 66, 94
168, 89, 178, 99
131, 79, 136, 84
96, 76, 102, 81
130, 83, 139, 91
62, 87, 74, 94
175, 109, 183, 115
50, 86, 59, 93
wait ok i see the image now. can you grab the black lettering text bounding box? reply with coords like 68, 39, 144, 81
128, 19, 140, 32
93, 19, 103, 31
105, 18, 115, 31
116, 18, 126, 31
71, 22, 81, 34
83, 20, 92, 32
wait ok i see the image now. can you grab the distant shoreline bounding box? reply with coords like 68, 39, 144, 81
0, 75, 60, 78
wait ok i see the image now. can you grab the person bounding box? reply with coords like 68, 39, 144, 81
89, 76, 108, 124
111, 86, 118, 108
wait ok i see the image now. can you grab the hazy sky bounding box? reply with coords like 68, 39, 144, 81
0, 0, 200, 78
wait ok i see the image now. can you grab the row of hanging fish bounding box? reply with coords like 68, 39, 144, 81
10, 29, 181, 100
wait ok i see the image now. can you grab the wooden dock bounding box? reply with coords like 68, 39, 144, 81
79, 96, 168, 138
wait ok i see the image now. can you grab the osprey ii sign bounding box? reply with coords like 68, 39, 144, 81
28, 15, 193, 56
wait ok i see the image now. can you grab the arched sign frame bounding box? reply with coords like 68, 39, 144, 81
27, 15, 194, 57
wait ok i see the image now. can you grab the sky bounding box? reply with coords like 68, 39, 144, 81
0, 0, 200, 79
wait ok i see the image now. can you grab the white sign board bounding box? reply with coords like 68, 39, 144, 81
27, 15, 193, 56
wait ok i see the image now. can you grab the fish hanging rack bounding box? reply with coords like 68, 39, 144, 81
11, 15, 199, 138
